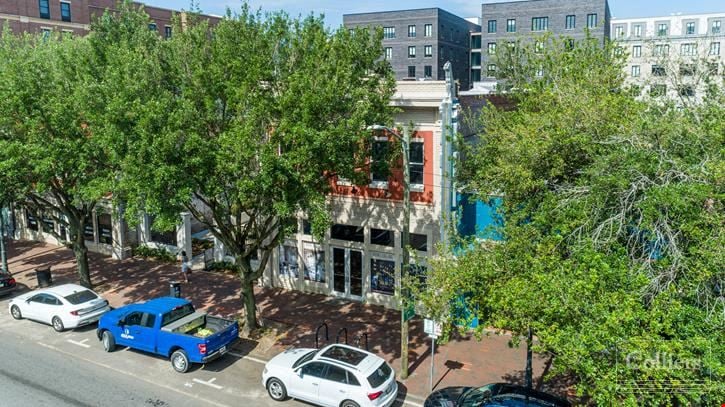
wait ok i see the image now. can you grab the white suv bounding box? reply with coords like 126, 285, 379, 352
262, 344, 398, 407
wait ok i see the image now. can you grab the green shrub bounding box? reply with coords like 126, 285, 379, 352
133, 245, 176, 263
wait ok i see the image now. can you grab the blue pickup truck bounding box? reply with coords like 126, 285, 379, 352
97, 297, 239, 373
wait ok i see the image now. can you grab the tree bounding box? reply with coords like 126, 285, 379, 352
0, 2, 162, 288
119, 6, 395, 332
417, 34, 724, 404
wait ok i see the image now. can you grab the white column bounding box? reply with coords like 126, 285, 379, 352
111, 204, 127, 260
213, 235, 226, 262
139, 213, 151, 245
177, 212, 192, 258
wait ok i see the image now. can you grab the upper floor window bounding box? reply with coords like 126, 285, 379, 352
424, 65, 432, 78
408, 46, 416, 58
487, 20, 497, 33
685, 22, 695, 35
653, 44, 669, 56
506, 19, 516, 32
471, 35, 481, 49
39, 0, 50, 19
633, 24, 642, 37
710, 42, 721, 56
165, 26, 172, 39
409, 141, 424, 185
60, 1, 71, 22
712, 21, 722, 34
424, 24, 432, 37
471, 52, 481, 66
651, 65, 665, 76
383, 26, 395, 39
149, 23, 157, 31
424, 45, 432, 57
615, 26, 624, 38
565, 15, 575, 30
631, 65, 640, 77
532, 17, 548, 32
657, 23, 668, 36
632, 45, 641, 57
487, 63, 497, 77
384, 47, 392, 60
408, 25, 416, 38
487, 42, 497, 55
586, 14, 597, 29
407, 66, 416, 78
371, 140, 389, 183
680, 43, 697, 56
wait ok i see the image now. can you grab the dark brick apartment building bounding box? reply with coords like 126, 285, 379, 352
0, 0, 219, 37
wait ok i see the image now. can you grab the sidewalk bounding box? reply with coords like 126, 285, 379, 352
4, 240, 563, 401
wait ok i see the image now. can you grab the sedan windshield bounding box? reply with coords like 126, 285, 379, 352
292, 350, 318, 369
64, 290, 98, 305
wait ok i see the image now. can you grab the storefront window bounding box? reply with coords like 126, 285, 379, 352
26, 211, 38, 231
331, 224, 364, 242
97, 213, 112, 245
41, 214, 54, 233
83, 222, 95, 240
401, 232, 427, 252
371, 258, 395, 295
303, 243, 325, 282
371, 228, 394, 247
279, 244, 299, 278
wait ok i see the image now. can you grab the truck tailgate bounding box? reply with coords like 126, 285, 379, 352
204, 317, 239, 353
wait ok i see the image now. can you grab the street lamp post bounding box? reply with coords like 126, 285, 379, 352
0, 207, 9, 274
369, 124, 411, 379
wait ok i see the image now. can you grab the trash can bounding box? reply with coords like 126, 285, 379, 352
35, 267, 53, 288
170, 281, 181, 298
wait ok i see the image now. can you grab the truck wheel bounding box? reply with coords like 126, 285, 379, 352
52, 316, 65, 332
102, 331, 116, 352
267, 378, 287, 401
171, 349, 190, 373
10, 305, 22, 320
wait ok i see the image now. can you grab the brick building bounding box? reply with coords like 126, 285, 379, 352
0, 0, 220, 37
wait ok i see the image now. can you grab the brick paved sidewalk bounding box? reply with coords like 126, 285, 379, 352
4, 240, 568, 401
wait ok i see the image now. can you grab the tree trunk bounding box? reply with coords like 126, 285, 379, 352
72, 238, 92, 289
240, 277, 259, 335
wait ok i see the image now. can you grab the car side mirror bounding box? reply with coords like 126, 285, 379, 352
117, 319, 125, 326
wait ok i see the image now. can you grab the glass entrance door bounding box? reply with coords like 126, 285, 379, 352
331, 247, 364, 299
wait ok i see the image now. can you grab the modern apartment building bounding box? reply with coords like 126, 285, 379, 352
471, 0, 610, 85
343, 8, 480, 90
611, 13, 725, 102
0, 0, 220, 37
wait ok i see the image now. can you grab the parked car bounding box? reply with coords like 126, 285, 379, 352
96, 297, 239, 373
0, 272, 17, 297
262, 343, 398, 407
424, 382, 571, 407
8, 283, 110, 332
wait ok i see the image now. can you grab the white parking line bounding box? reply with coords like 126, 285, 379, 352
67, 338, 91, 348
36, 342, 230, 407
193, 377, 223, 390
227, 351, 267, 365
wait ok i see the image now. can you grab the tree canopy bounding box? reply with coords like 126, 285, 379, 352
417, 35, 724, 404
118, 6, 395, 331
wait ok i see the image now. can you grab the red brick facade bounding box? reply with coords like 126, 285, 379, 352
331, 130, 435, 204
0, 0, 219, 36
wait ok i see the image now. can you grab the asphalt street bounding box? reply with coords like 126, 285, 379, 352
0, 294, 416, 407
0, 296, 307, 407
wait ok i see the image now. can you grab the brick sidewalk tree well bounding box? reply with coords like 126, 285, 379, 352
116, 6, 395, 333
0, 3, 161, 288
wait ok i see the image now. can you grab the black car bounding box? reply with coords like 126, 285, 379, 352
0, 272, 17, 296
424, 383, 571, 407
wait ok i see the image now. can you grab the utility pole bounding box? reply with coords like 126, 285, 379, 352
400, 125, 410, 379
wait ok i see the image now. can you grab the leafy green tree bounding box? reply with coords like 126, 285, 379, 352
119, 6, 395, 332
0, 2, 162, 288
417, 35, 724, 404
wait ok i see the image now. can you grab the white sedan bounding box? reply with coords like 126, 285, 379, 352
262, 344, 398, 407
8, 283, 110, 332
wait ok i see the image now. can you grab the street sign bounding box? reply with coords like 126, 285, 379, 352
403, 304, 415, 322
424, 318, 442, 338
